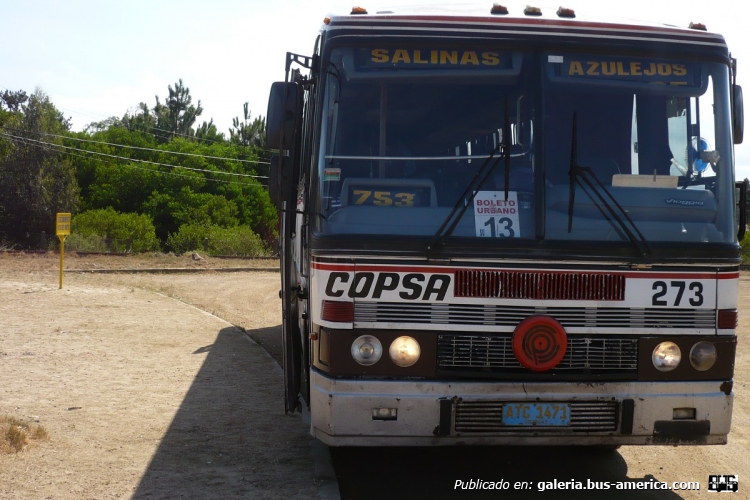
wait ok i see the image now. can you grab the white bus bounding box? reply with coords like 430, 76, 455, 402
266, 4, 747, 447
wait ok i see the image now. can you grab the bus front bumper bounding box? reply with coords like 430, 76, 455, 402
310, 370, 733, 447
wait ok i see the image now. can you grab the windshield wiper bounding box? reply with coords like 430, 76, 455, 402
428, 96, 511, 251
567, 112, 651, 257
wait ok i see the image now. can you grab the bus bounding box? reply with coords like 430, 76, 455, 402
265, 4, 747, 447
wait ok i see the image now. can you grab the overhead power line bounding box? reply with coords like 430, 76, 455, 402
1, 132, 267, 188
0, 131, 269, 179
2, 126, 272, 165
1, 83, 278, 155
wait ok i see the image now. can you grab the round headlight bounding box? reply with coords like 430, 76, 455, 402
351, 335, 382, 366
689, 341, 717, 371
652, 341, 681, 372
389, 336, 421, 367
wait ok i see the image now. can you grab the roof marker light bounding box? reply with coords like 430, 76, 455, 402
524, 5, 542, 16
490, 4, 509, 15
557, 7, 575, 18
351, 6, 368, 15
688, 22, 707, 31
323, 17, 331, 25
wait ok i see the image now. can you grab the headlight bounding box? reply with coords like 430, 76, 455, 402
351, 335, 382, 366
652, 341, 681, 372
389, 336, 421, 367
689, 341, 717, 371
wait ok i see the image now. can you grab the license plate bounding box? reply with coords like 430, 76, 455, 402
503, 403, 571, 426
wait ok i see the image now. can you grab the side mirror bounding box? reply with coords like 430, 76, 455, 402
733, 85, 744, 144
269, 155, 294, 209
266, 82, 301, 150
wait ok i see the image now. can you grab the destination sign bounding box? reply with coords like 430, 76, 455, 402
361, 48, 516, 69
547, 54, 699, 87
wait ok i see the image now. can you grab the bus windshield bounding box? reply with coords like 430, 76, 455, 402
315, 46, 737, 251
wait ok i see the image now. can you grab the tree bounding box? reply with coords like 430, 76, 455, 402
0, 90, 29, 112
229, 102, 266, 149
0, 89, 79, 247
153, 79, 203, 142
194, 118, 225, 143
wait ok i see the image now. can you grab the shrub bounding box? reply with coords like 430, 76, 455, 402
741, 228, 750, 264
1, 416, 48, 453
72, 208, 160, 252
64, 233, 108, 252
168, 224, 268, 257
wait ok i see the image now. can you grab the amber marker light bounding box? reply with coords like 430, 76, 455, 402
490, 4, 509, 15
557, 7, 575, 18
351, 6, 368, 15
323, 17, 331, 25
524, 5, 542, 16
688, 22, 707, 31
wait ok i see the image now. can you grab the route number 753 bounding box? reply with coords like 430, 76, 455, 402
652, 281, 703, 307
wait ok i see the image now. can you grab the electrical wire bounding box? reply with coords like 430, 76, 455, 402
2, 125, 271, 165
103, 121, 279, 156
1, 83, 279, 155
2, 132, 267, 188
0, 131, 269, 179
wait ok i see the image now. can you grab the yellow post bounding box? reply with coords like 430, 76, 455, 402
59, 235, 65, 289
55, 213, 71, 290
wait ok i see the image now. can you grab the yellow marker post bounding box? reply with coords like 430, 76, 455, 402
56, 213, 71, 289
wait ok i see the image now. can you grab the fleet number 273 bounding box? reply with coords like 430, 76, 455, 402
652, 281, 703, 306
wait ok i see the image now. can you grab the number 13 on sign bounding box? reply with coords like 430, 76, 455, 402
473, 191, 520, 238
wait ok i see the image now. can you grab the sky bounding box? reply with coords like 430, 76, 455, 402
2, 0, 749, 180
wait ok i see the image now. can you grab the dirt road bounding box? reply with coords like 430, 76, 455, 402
1, 253, 749, 499
0, 253, 334, 499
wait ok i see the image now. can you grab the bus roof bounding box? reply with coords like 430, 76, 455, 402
321, 4, 727, 49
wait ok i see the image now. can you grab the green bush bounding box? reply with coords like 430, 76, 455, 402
741, 228, 750, 264
64, 233, 108, 252
72, 208, 160, 252
167, 224, 268, 257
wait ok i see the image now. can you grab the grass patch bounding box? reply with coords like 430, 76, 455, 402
1, 416, 49, 453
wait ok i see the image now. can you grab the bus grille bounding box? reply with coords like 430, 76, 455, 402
438, 334, 638, 371
454, 400, 618, 433
454, 269, 625, 300
354, 302, 716, 329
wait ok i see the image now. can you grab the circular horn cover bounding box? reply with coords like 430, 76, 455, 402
512, 316, 567, 372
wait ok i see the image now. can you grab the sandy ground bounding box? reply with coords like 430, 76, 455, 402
1, 252, 750, 499
0, 252, 332, 499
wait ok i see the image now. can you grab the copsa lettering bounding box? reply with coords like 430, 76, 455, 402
567, 60, 687, 77
325, 271, 451, 301
371, 48, 500, 66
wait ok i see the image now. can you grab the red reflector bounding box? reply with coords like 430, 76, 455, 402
718, 309, 738, 329
512, 316, 567, 372
322, 300, 354, 322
